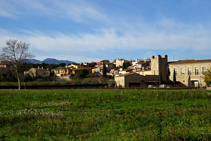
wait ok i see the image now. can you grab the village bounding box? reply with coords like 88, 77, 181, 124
7, 55, 207, 88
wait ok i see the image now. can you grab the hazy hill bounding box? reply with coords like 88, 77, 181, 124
25, 58, 76, 65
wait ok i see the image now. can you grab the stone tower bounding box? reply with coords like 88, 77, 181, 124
151, 55, 168, 82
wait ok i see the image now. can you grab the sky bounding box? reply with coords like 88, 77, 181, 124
1, 0, 211, 63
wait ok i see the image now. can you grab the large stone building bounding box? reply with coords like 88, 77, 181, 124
168, 59, 211, 87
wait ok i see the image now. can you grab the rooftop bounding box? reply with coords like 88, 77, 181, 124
168, 59, 211, 64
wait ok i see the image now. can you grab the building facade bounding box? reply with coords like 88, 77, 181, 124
168, 60, 211, 87
24, 67, 50, 77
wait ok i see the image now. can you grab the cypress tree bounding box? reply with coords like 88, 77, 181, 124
159, 72, 162, 85
103, 63, 107, 77
173, 69, 176, 84
122, 62, 125, 70
165, 71, 169, 84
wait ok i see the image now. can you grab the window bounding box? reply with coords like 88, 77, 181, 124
180, 68, 184, 75
187, 67, 191, 75
195, 67, 199, 75
202, 66, 207, 74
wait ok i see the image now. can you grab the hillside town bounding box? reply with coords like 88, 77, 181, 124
0, 55, 211, 88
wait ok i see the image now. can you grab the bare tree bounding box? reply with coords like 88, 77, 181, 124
0, 39, 35, 89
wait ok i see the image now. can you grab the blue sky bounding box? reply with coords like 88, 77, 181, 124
1, 0, 211, 63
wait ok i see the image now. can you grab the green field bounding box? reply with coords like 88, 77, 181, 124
1, 89, 211, 140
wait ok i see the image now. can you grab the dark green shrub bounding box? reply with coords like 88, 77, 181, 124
91, 79, 99, 85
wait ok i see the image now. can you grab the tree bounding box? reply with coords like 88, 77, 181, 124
41, 63, 47, 69
103, 63, 107, 77
59, 63, 66, 67
159, 72, 162, 85
165, 71, 169, 84
122, 62, 126, 70
0, 39, 34, 89
173, 69, 176, 84
75, 69, 88, 78
203, 68, 211, 86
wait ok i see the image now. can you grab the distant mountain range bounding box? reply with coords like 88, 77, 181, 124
25, 58, 77, 65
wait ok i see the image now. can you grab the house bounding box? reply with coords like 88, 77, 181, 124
168, 59, 211, 87
0, 63, 10, 68
0, 62, 11, 74
94, 62, 116, 75
119, 68, 133, 75
24, 67, 50, 77
115, 73, 145, 88
105, 63, 116, 72
84, 62, 96, 69
68, 63, 85, 69
53, 67, 71, 76
113, 59, 133, 67
107, 67, 120, 77
136, 66, 152, 76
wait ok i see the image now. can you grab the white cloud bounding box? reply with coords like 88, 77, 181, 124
0, 0, 108, 23
1, 21, 211, 53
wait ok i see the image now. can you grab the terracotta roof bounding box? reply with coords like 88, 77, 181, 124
143, 69, 151, 71
137, 61, 150, 64
53, 67, 71, 70
168, 59, 211, 64
112, 67, 120, 70
122, 69, 133, 72
100, 60, 110, 62
105, 63, 114, 65
116, 72, 139, 77
74, 68, 91, 70
96, 62, 102, 65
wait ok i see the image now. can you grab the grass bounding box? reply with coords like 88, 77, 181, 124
0, 89, 211, 140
